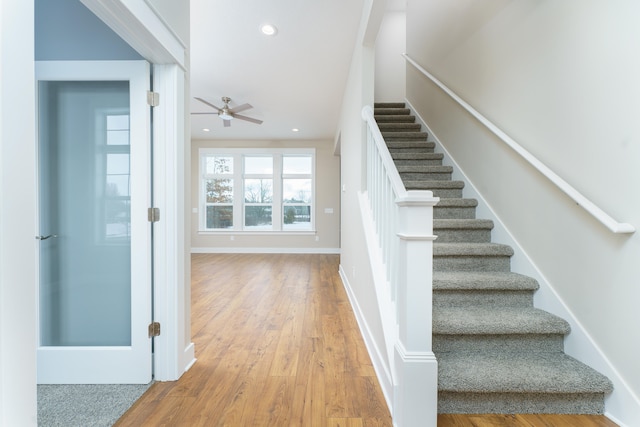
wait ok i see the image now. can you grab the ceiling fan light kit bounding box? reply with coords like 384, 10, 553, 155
193, 96, 263, 127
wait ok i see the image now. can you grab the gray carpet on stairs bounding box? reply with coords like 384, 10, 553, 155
374, 101, 613, 414
38, 383, 152, 427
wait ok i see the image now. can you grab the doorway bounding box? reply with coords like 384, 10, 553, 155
36, 60, 153, 384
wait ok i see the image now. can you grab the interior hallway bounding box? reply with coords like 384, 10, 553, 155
116, 253, 391, 426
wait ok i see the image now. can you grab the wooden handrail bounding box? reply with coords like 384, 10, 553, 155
403, 53, 635, 234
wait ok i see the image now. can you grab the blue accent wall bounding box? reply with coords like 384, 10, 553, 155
35, 0, 142, 60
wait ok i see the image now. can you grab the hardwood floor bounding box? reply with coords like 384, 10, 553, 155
116, 253, 390, 426
437, 414, 618, 427
115, 253, 618, 427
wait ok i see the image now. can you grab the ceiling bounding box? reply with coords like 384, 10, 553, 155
189, 0, 365, 141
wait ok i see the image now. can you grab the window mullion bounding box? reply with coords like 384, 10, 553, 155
234, 153, 243, 230
273, 154, 283, 230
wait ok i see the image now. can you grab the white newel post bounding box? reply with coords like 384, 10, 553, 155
393, 190, 439, 427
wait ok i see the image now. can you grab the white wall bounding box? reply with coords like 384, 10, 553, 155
0, 0, 38, 424
146, 0, 189, 46
336, 0, 393, 403
35, 0, 142, 60
406, 0, 640, 423
374, 10, 406, 103
190, 139, 341, 253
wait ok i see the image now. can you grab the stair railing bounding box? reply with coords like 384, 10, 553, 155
403, 53, 634, 234
361, 105, 439, 427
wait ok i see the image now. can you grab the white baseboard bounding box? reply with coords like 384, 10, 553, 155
405, 98, 640, 427
190, 247, 340, 254
181, 343, 196, 374
339, 264, 394, 414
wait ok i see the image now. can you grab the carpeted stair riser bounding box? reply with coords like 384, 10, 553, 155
387, 141, 435, 154
433, 272, 538, 307
433, 290, 532, 308
399, 165, 453, 181
433, 219, 494, 243
375, 115, 417, 123
405, 181, 464, 198
374, 107, 411, 116
375, 102, 612, 414
433, 306, 570, 353
382, 131, 429, 141
438, 392, 606, 415
392, 154, 445, 166
374, 102, 407, 108
434, 334, 565, 354
433, 199, 478, 220
378, 123, 422, 132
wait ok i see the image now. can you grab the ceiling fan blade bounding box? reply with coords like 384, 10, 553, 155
194, 97, 222, 111
223, 119, 231, 127
229, 103, 252, 114
233, 114, 263, 125
191, 112, 217, 115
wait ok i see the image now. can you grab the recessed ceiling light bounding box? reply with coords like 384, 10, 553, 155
292, 128, 299, 132
202, 128, 210, 132
260, 24, 278, 36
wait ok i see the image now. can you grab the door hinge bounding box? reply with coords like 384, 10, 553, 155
147, 91, 160, 107
148, 207, 160, 222
148, 322, 161, 338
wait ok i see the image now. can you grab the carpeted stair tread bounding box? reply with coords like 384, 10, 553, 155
436, 198, 478, 208
391, 152, 444, 161
434, 219, 493, 230
386, 141, 435, 150
433, 242, 513, 257
378, 123, 422, 131
433, 306, 570, 335
375, 115, 416, 123
434, 198, 479, 219
374, 102, 406, 108
404, 180, 464, 190
398, 165, 453, 173
438, 353, 613, 394
382, 131, 429, 140
374, 107, 410, 115
433, 271, 539, 291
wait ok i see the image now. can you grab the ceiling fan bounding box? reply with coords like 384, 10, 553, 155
192, 96, 263, 127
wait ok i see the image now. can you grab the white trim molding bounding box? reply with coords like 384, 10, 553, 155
191, 247, 340, 254
80, 0, 186, 68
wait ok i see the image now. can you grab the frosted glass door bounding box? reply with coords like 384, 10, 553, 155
37, 61, 152, 384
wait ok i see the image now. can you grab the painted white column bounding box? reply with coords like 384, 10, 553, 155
152, 64, 195, 380
393, 191, 438, 427
0, 0, 38, 424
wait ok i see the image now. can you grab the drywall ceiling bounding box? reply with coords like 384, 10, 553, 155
190, 0, 364, 141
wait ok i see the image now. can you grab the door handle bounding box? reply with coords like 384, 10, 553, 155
36, 234, 58, 240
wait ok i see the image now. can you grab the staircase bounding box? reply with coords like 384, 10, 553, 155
374, 102, 613, 414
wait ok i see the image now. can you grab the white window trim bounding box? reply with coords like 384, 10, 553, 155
199, 148, 316, 233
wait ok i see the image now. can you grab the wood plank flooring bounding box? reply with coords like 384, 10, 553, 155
114, 253, 618, 427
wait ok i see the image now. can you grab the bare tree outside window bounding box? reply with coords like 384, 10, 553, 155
244, 179, 272, 227
205, 156, 234, 229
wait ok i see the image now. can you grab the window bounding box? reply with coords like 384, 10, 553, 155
200, 148, 315, 232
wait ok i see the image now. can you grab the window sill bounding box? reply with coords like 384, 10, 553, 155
198, 230, 316, 236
